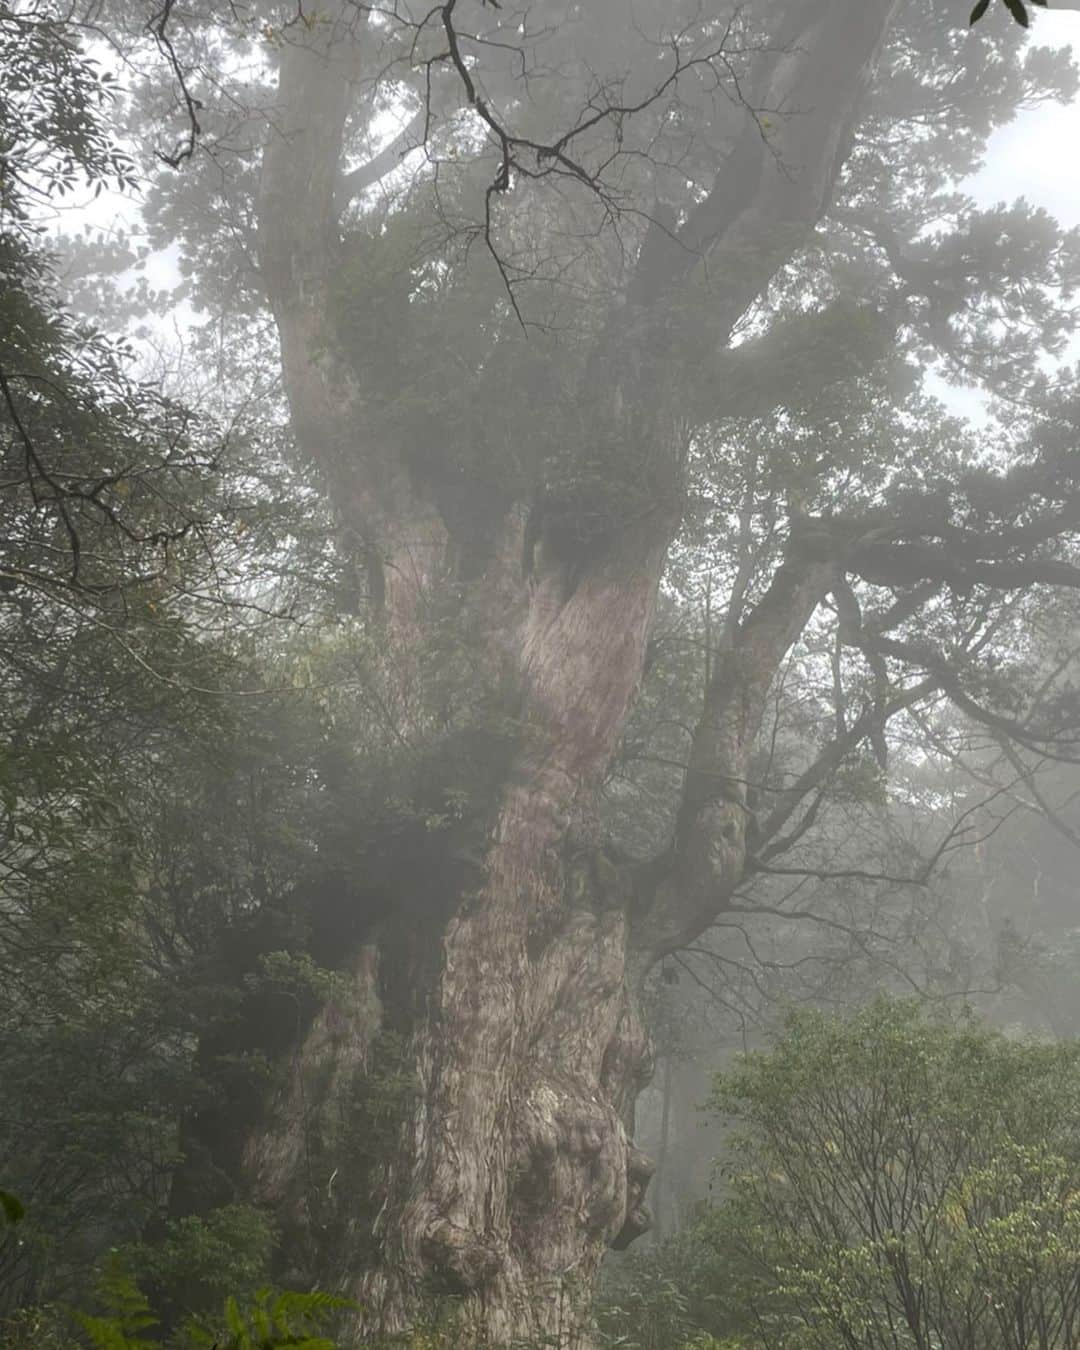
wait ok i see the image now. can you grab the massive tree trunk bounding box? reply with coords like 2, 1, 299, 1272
244, 2, 902, 1341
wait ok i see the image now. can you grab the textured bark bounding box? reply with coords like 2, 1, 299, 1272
246, 2, 905, 1341
244, 945, 384, 1265
633, 548, 834, 961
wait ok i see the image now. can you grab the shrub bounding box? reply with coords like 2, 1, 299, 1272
603, 999, 1080, 1349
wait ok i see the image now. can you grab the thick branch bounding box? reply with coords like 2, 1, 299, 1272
754, 676, 937, 859
631, 0, 902, 305
855, 632, 1080, 757
335, 109, 425, 210
632, 550, 832, 959
691, 299, 899, 426
257, 5, 448, 626
793, 486, 1080, 588
848, 543, 1080, 592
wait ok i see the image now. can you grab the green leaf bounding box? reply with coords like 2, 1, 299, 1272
969, 0, 991, 21
1004, 0, 1031, 24
224, 1294, 246, 1338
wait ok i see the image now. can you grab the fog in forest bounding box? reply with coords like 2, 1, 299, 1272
5, 1, 1080, 1346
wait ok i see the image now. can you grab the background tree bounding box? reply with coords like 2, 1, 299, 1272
0, 0, 351, 1316
600, 1000, 1080, 1350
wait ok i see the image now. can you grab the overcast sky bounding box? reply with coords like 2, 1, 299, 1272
969, 12, 1080, 226
929, 10, 1080, 418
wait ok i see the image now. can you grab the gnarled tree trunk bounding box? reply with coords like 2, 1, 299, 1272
243, 2, 902, 1341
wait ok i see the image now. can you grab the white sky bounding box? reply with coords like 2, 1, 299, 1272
969, 12, 1080, 227
932, 9, 1080, 418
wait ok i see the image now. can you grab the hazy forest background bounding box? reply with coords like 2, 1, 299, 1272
6, 0, 1080, 1345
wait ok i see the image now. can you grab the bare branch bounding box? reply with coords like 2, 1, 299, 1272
146, 0, 203, 169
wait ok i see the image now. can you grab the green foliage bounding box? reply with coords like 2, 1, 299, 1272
69, 1256, 352, 1350
125, 1205, 276, 1324
185, 1287, 353, 1349
0, 1, 137, 232
605, 999, 1080, 1349
0, 4, 350, 1313
1, 63, 226, 1295
0, 1302, 82, 1349
330, 210, 563, 527
73, 1257, 158, 1350
595, 1263, 696, 1349
1, 1, 223, 602
0, 1190, 23, 1225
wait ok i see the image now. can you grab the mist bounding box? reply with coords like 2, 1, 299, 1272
4, 1, 1080, 1346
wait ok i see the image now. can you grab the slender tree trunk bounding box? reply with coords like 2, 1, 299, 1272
652, 1051, 674, 1241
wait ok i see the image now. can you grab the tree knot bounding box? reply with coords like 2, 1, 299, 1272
421, 1218, 504, 1291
